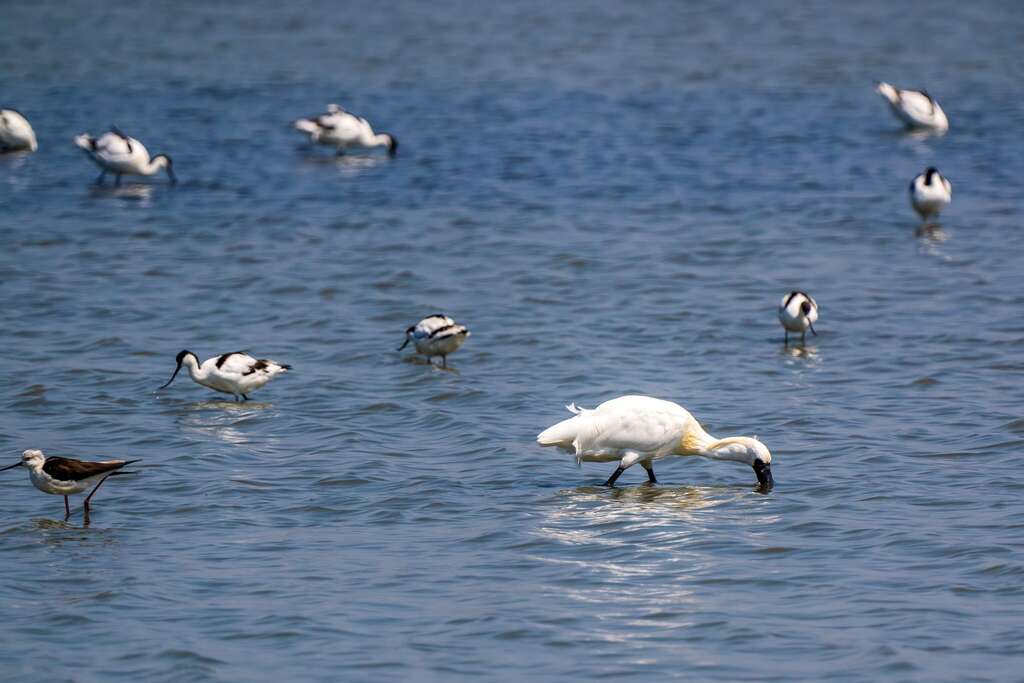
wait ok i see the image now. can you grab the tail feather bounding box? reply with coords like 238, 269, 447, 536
74, 134, 95, 151
293, 119, 320, 135
875, 81, 899, 104
537, 415, 582, 448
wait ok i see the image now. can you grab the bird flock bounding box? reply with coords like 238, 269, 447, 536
0, 82, 956, 515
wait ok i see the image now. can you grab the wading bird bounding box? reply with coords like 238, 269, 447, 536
779, 291, 818, 345
910, 167, 952, 222
75, 127, 176, 185
293, 104, 398, 155
159, 350, 291, 401
0, 108, 37, 152
537, 395, 773, 489
398, 314, 470, 367
1, 449, 138, 518
875, 82, 949, 132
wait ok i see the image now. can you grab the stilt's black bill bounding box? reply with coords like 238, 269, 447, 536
0, 462, 21, 472
159, 363, 183, 390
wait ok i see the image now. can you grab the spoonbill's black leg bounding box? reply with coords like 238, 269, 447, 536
604, 466, 625, 487
644, 464, 657, 484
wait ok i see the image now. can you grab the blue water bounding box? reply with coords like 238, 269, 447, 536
2, 2, 1024, 681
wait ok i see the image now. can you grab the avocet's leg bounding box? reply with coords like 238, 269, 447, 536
115, 173, 122, 187
64, 496, 71, 518
83, 475, 112, 515
784, 330, 789, 345
96, 170, 107, 185
242, 394, 251, 401
441, 355, 448, 368
800, 330, 806, 345
604, 467, 625, 487
644, 464, 657, 484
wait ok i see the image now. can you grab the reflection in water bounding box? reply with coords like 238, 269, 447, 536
175, 401, 275, 445
300, 152, 389, 177
902, 127, 947, 142
88, 183, 155, 205
781, 341, 822, 367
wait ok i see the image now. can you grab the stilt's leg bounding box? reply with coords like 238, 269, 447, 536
644, 464, 657, 484
96, 170, 107, 185
83, 475, 112, 515
115, 174, 122, 187
604, 466, 625, 487
64, 496, 71, 518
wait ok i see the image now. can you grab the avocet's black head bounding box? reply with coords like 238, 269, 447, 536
924, 167, 938, 184
800, 300, 812, 316
154, 153, 176, 185
386, 134, 398, 157
397, 326, 415, 351
753, 458, 774, 491
160, 350, 197, 390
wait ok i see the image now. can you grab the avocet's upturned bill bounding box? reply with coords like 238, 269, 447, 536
398, 314, 470, 367
0, 109, 37, 152
0, 449, 139, 518
875, 82, 949, 132
779, 291, 818, 345
159, 350, 291, 401
910, 167, 952, 221
293, 104, 398, 156
75, 127, 176, 185
537, 395, 773, 489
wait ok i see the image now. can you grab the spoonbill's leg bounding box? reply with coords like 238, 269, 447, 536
643, 464, 657, 484
604, 467, 625, 487
83, 475, 112, 515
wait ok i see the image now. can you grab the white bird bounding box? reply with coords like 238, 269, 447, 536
74, 127, 176, 185
910, 167, 952, 221
0, 449, 138, 518
779, 291, 818, 345
875, 82, 949, 132
536, 395, 773, 489
159, 350, 291, 401
293, 104, 398, 156
398, 314, 470, 367
0, 108, 38, 152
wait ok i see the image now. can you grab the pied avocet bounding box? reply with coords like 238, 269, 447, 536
159, 350, 291, 401
0, 109, 37, 152
398, 314, 470, 367
875, 82, 949, 132
75, 127, 176, 185
779, 291, 818, 345
910, 167, 952, 221
537, 395, 773, 489
293, 104, 398, 155
0, 449, 139, 518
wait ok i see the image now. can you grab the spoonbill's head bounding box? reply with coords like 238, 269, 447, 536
712, 437, 773, 489
0, 449, 45, 472
397, 326, 416, 351
152, 154, 177, 184
160, 350, 200, 390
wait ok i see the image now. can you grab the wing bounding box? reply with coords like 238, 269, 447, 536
94, 132, 135, 159
319, 111, 367, 139
897, 90, 937, 122
415, 315, 456, 336
214, 351, 259, 375
42, 457, 128, 481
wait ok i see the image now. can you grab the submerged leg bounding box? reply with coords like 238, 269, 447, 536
95, 170, 107, 185
604, 466, 625, 487
784, 330, 789, 345
64, 496, 70, 518
644, 464, 657, 484
441, 355, 447, 368
83, 475, 112, 514
115, 173, 122, 187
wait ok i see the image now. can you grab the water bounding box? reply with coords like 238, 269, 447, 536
2, 1, 1024, 681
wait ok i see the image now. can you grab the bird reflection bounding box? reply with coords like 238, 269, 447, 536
89, 183, 155, 204
174, 401, 275, 445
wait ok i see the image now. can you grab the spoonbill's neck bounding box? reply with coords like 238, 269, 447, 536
676, 424, 758, 464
